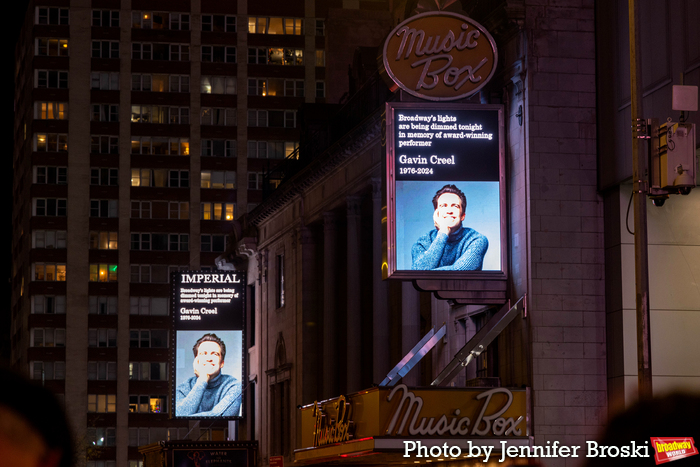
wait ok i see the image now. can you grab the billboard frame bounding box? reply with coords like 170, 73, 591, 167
385, 102, 507, 281
170, 270, 246, 420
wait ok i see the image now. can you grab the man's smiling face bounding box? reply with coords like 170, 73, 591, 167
435, 193, 465, 229
195, 341, 224, 377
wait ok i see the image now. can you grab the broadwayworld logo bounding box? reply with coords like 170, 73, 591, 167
651, 437, 698, 465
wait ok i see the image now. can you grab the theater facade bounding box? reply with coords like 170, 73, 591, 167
235, 1, 699, 466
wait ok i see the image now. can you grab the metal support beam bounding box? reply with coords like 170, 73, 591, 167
380, 324, 447, 387
431, 296, 525, 387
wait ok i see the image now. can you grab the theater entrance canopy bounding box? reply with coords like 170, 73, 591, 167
294, 385, 530, 465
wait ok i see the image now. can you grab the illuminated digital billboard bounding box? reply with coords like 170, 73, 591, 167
385, 102, 506, 280
171, 271, 245, 419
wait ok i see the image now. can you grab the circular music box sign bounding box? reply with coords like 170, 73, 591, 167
381, 12, 498, 101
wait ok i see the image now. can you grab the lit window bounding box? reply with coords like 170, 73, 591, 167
89, 232, 118, 250
35, 133, 68, 152
129, 362, 167, 380
88, 394, 116, 413
201, 76, 236, 94
89, 264, 118, 282
201, 171, 235, 189
130, 137, 189, 155
201, 203, 235, 220
248, 17, 302, 35
36, 102, 68, 120
131, 105, 189, 124
267, 47, 303, 65
131, 11, 188, 30
36, 38, 69, 56
128, 395, 168, 413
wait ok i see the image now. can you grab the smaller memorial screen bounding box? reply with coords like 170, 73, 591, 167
171, 271, 245, 419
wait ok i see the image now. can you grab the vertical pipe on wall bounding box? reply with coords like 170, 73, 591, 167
628, 0, 653, 400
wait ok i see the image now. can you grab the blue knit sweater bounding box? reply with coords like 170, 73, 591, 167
411, 226, 488, 271
176, 373, 242, 417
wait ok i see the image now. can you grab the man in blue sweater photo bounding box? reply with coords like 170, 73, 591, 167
411, 184, 488, 271
176, 333, 242, 417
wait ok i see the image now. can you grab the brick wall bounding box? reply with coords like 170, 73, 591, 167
525, 0, 607, 463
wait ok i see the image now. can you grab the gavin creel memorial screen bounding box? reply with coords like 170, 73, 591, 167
171, 271, 246, 419
387, 103, 505, 277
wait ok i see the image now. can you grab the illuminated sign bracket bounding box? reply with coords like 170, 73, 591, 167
414, 278, 507, 304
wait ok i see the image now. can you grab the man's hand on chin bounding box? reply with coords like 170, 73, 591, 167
433, 211, 455, 236
193, 359, 213, 383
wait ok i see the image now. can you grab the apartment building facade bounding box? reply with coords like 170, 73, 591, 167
10, 1, 390, 466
